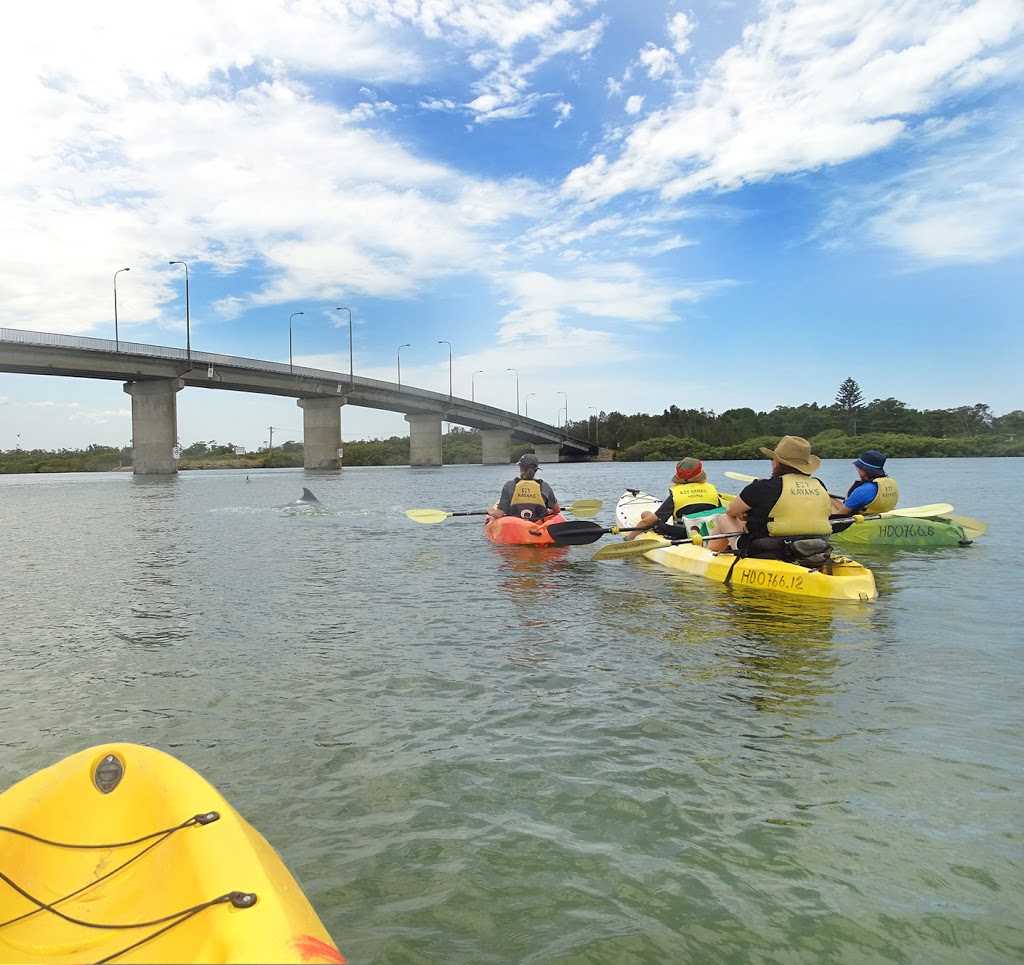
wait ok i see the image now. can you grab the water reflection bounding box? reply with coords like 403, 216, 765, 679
640, 578, 883, 715
491, 546, 575, 667
492, 545, 573, 599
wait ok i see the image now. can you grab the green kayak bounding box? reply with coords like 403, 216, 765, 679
831, 514, 971, 547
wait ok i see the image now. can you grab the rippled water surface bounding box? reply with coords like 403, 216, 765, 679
2, 459, 1021, 963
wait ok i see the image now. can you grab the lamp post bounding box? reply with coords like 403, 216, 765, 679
589, 406, 599, 445
336, 307, 353, 383
507, 367, 519, 415
113, 267, 130, 352
397, 343, 410, 388
472, 369, 483, 402
558, 391, 567, 429
168, 261, 191, 365
288, 311, 304, 374
438, 340, 452, 403
525, 392, 535, 417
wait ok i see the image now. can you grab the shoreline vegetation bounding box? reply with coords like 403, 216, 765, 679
3, 392, 1022, 474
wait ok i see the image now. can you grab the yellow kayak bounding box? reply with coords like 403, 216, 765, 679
617, 491, 877, 602
0, 743, 344, 965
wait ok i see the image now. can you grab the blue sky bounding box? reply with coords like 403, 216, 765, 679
1, 0, 1021, 452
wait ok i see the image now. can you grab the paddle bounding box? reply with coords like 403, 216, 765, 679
588, 502, 957, 559
546, 520, 646, 545
946, 515, 988, 538
725, 471, 987, 536
406, 498, 603, 525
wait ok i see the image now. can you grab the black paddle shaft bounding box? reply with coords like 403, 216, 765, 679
547, 521, 644, 546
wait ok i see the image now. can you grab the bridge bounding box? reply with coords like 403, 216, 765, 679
0, 328, 597, 474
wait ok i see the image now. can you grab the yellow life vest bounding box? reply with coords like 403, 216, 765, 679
767, 474, 833, 536
509, 479, 547, 519
863, 476, 899, 514
670, 481, 721, 519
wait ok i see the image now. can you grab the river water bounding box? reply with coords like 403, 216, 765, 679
2, 458, 1021, 963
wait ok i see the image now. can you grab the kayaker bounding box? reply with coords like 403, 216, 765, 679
706, 435, 832, 556
830, 449, 900, 516
490, 453, 560, 521
627, 457, 722, 540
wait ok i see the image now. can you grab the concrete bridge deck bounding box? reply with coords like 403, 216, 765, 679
0, 328, 597, 473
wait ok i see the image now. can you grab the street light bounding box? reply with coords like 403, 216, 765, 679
397, 343, 410, 388
525, 392, 535, 417
589, 406, 599, 445
113, 267, 130, 352
507, 367, 519, 415
558, 391, 567, 429
438, 340, 452, 402
288, 311, 304, 374
168, 261, 191, 365
336, 307, 353, 383
472, 369, 483, 402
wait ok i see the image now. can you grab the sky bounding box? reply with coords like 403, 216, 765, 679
1, 0, 1022, 452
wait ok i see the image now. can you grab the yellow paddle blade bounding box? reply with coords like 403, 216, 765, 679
567, 499, 602, 518
945, 514, 988, 538
725, 470, 758, 482
404, 509, 452, 524
882, 502, 954, 518
591, 539, 671, 560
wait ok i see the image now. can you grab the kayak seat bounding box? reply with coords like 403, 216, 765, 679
744, 536, 833, 569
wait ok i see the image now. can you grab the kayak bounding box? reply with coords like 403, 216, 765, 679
484, 511, 568, 546
617, 492, 877, 602
0, 743, 343, 965
831, 514, 971, 547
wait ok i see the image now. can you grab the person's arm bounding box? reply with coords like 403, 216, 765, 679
626, 494, 673, 538
723, 493, 751, 520
834, 481, 876, 515
491, 481, 515, 518
542, 481, 560, 515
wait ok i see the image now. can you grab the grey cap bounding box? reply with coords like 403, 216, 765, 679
518, 453, 539, 469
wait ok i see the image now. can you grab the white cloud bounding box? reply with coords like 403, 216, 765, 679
491, 264, 713, 351
668, 12, 696, 55
562, 0, 1024, 203
465, 16, 606, 123
420, 97, 458, 111
70, 407, 132, 426
638, 43, 679, 81
625, 94, 645, 115
865, 140, 1024, 262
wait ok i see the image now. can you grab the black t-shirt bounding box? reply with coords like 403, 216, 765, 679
738, 476, 784, 541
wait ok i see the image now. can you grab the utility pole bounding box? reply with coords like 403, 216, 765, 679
268, 426, 279, 451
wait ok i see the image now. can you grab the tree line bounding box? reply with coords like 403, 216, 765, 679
2, 379, 1021, 472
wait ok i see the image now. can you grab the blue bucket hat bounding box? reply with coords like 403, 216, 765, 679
853, 449, 887, 477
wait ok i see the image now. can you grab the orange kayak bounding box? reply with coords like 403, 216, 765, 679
484, 512, 568, 545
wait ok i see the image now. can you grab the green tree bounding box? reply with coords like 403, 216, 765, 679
834, 377, 865, 434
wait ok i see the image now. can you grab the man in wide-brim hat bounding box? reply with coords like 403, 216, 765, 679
707, 435, 833, 554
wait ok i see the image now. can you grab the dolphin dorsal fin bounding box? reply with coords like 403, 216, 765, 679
301, 488, 318, 502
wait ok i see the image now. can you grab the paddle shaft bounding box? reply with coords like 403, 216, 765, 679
406, 498, 602, 525
547, 521, 646, 546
